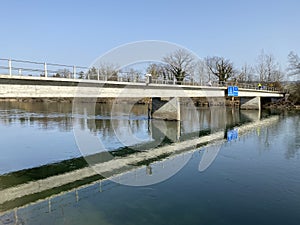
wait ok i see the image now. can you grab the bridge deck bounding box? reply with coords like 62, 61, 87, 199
0, 74, 283, 98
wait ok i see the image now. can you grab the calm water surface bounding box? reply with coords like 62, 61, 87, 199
0, 101, 299, 225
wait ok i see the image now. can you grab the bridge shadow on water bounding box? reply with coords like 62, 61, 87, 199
0, 102, 280, 223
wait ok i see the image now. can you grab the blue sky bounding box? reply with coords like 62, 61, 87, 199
1, 0, 300, 69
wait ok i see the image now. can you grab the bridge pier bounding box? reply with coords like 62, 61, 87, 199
150, 119, 181, 142
150, 97, 181, 121
240, 96, 261, 110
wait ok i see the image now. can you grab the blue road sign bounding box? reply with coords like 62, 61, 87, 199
228, 86, 238, 96
228, 86, 234, 96
233, 86, 239, 96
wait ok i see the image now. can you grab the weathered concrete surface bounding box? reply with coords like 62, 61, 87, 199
0, 75, 226, 98
240, 96, 261, 110
0, 74, 283, 99
151, 97, 180, 120
237, 88, 283, 97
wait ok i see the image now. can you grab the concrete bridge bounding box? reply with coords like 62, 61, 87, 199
0, 74, 284, 120
0, 58, 284, 120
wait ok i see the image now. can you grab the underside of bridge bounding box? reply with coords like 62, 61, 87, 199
240, 96, 262, 110
150, 97, 181, 121
151, 96, 281, 121
240, 96, 278, 110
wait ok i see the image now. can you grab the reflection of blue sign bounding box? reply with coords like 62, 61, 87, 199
228, 86, 239, 96
227, 128, 238, 142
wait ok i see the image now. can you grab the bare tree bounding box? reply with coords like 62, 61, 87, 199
193, 60, 210, 85
205, 56, 234, 83
54, 68, 72, 78
120, 68, 142, 82
98, 63, 119, 81
256, 50, 267, 81
146, 63, 169, 80
273, 68, 285, 82
265, 54, 277, 82
86, 63, 119, 80
287, 51, 300, 77
163, 49, 196, 83
86, 67, 98, 80
256, 50, 284, 82
237, 63, 255, 82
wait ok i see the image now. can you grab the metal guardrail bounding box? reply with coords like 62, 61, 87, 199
0, 58, 280, 91
0, 58, 88, 79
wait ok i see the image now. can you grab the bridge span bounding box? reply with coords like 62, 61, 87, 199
0, 74, 283, 99
0, 74, 284, 120
0, 57, 284, 120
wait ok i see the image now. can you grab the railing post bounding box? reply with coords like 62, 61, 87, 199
8, 59, 12, 76
73, 66, 76, 79
44, 62, 48, 77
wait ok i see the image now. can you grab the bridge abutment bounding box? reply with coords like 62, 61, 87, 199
240, 96, 261, 110
150, 97, 181, 121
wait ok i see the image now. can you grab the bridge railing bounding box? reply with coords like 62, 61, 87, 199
0, 58, 281, 92
0, 58, 88, 79
209, 81, 279, 91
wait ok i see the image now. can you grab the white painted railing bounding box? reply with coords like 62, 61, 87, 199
0, 58, 88, 79
0, 58, 280, 91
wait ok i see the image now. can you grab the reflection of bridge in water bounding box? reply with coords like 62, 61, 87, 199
0, 113, 279, 223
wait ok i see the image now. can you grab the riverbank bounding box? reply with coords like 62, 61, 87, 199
263, 98, 300, 110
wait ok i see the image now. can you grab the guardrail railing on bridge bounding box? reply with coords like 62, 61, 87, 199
0, 58, 280, 92
0, 58, 88, 79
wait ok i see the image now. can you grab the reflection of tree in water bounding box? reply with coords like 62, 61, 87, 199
90, 119, 146, 137
181, 107, 230, 134
0, 102, 148, 134
264, 128, 270, 148
0, 101, 74, 132
285, 115, 300, 159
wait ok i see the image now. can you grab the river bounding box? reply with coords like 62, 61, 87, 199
0, 101, 299, 225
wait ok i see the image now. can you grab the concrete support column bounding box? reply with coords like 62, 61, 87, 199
240, 96, 261, 110
150, 97, 181, 121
